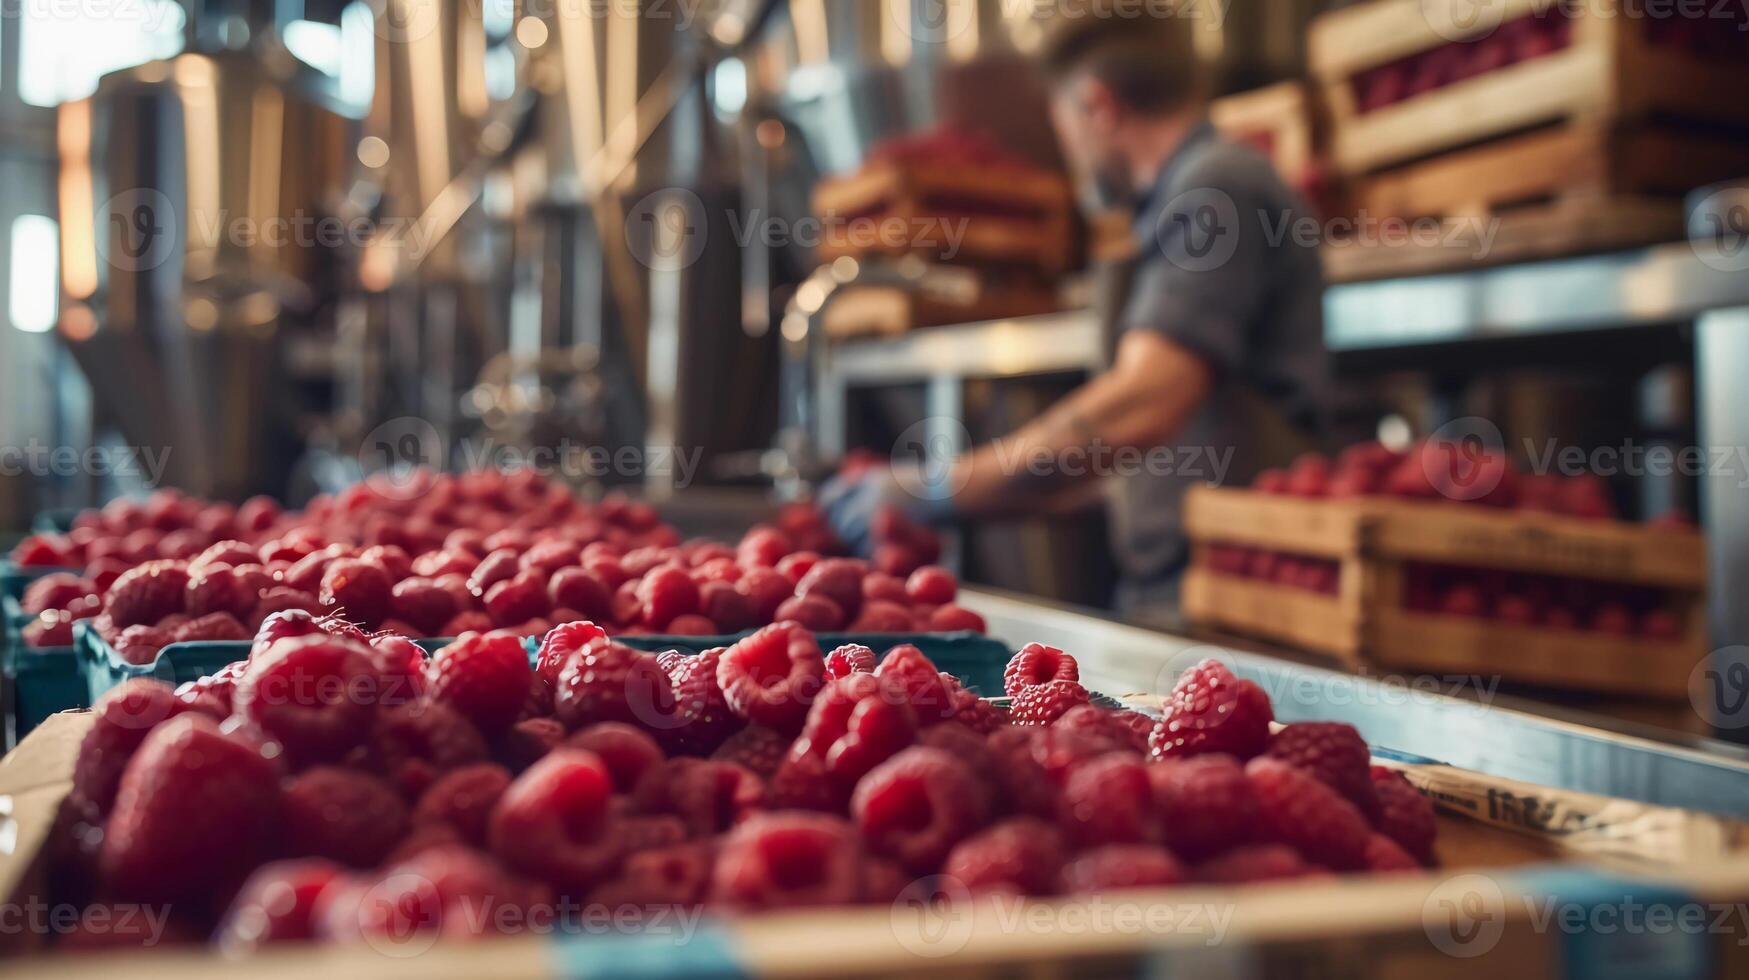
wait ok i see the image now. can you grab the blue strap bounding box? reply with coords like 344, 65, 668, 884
551, 924, 745, 980
1510, 867, 1713, 980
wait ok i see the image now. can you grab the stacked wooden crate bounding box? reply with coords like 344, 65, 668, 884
1310, 0, 1749, 280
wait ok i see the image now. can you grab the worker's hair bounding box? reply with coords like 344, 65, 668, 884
1039, 1, 1206, 115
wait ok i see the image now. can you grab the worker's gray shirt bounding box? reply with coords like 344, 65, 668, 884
1105, 120, 1329, 613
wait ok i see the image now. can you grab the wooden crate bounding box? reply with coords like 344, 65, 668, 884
811, 161, 1074, 273
1182, 487, 1708, 698
819, 276, 1060, 340
1211, 81, 1320, 188
1309, 0, 1749, 176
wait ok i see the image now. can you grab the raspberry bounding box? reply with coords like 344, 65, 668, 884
1365, 832, 1420, 871
591, 841, 715, 912
851, 747, 987, 872
700, 581, 757, 632
872, 542, 922, 578
639, 565, 701, 629
412, 763, 512, 845
1059, 752, 1157, 846
284, 766, 409, 868
13, 533, 75, 567
521, 539, 580, 576
736, 567, 794, 622
489, 749, 621, 892
716, 622, 826, 733
215, 859, 344, 951
172, 611, 250, 643
664, 614, 720, 636
566, 722, 666, 793
1266, 722, 1380, 821
485, 570, 551, 628
412, 550, 476, 579
22, 572, 95, 615
365, 634, 428, 707
104, 560, 190, 628
440, 611, 495, 637
1246, 757, 1371, 870
848, 600, 915, 632
710, 725, 790, 779
905, 566, 957, 605
100, 716, 282, 903
322, 845, 546, 945
553, 638, 676, 732
795, 558, 866, 621
1051, 704, 1145, 750
874, 644, 954, 722
319, 558, 393, 628
1149, 754, 1259, 860
1004, 642, 1079, 697
1195, 844, 1323, 884
535, 620, 609, 683
710, 813, 865, 910
1370, 766, 1437, 865
736, 526, 793, 568
941, 818, 1065, 895
775, 551, 820, 582
467, 548, 521, 596
24, 613, 75, 647
549, 567, 613, 621
774, 594, 845, 632
793, 673, 918, 790
665, 760, 766, 837
390, 577, 459, 635
72, 679, 188, 814
497, 716, 566, 773
184, 564, 253, 619
1009, 680, 1090, 726
108, 624, 165, 664
927, 605, 987, 633
427, 631, 535, 736
943, 681, 1006, 734
765, 750, 843, 813
670, 648, 742, 755
369, 701, 490, 797
1150, 659, 1273, 760
1062, 844, 1185, 893
234, 635, 378, 765
614, 814, 689, 856
862, 572, 910, 605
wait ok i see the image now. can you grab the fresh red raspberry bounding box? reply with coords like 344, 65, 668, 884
283, 766, 409, 868
1004, 642, 1080, 697
535, 620, 609, 683
412, 549, 476, 579
774, 550, 820, 582
613, 813, 690, 856
1194, 844, 1323, 883
988, 726, 1115, 814
282, 547, 342, 594
638, 565, 701, 630
736, 567, 794, 622
549, 567, 613, 621
12, 533, 75, 567
1059, 752, 1158, 847
774, 594, 845, 632
943, 680, 1006, 734
1150, 659, 1273, 760
214, 859, 344, 951
905, 566, 957, 605
1246, 756, 1371, 871
1050, 704, 1142, 750
700, 581, 757, 632
412, 763, 512, 845
710, 725, 789, 779
1010, 680, 1090, 726
521, 539, 580, 576
110, 624, 170, 665
611, 579, 643, 626
249, 588, 321, 629
941, 817, 1065, 895
795, 558, 866, 620
1364, 832, 1420, 871
497, 716, 566, 773
485, 570, 551, 627
927, 605, 986, 633
319, 558, 393, 628
22, 572, 95, 615
249, 608, 326, 659
183, 565, 250, 619
23, 612, 75, 647
427, 631, 534, 736
585, 555, 631, 592
567, 722, 666, 793
100, 715, 282, 903
1370, 766, 1437, 865
489, 749, 621, 892
389, 577, 458, 636
320, 845, 547, 945
1266, 722, 1380, 821
862, 572, 910, 605
872, 542, 923, 578
1149, 754, 1260, 860
793, 673, 918, 790
588, 841, 714, 910
851, 747, 988, 872
848, 600, 915, 632
553, 637, 677, 732
172, 611, 250, 644
1062, 844, 1185, 893
72, 679, 188, 814
670, 648, 742, 755
716, 622, 826, 733
710, 812, 865, 910
365, 634, 428, 706
439, 610, 495, 637
736, 526, 794, 568
665, 760, 766, 837
368, 701, 490, 797
103, 560, 190, 628
234, 634, 379, 764
467, 548, 521, 596
621, 547, 676, 579
664, 614, 721, 636
765, 750, 842, 813
823, 643, 876, 679
874, 643, 955, 722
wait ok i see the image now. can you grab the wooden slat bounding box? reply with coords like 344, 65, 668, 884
1182, 569, 1363, 661
1182, 486, 1367, 557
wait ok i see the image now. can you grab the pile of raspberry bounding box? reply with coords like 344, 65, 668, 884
46, 614, 1436, 953
12, 476, 968, 658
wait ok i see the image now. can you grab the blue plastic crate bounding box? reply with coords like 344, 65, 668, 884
2, 594, 87, 744
30, 509, 80, 534
73, 620, 244, 705
0, 561, 75, 604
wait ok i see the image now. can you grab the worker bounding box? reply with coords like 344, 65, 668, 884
822, 6, 1329, 626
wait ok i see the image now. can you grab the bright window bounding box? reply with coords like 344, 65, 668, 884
10, 215, 59, 333
18, 1, 187, 107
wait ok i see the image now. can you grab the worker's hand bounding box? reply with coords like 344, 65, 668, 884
818, 462, 953, 557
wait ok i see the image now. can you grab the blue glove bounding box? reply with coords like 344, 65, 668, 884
819, 463, 955, 557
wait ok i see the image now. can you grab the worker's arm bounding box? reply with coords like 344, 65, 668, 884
947, 330, 1213, 519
